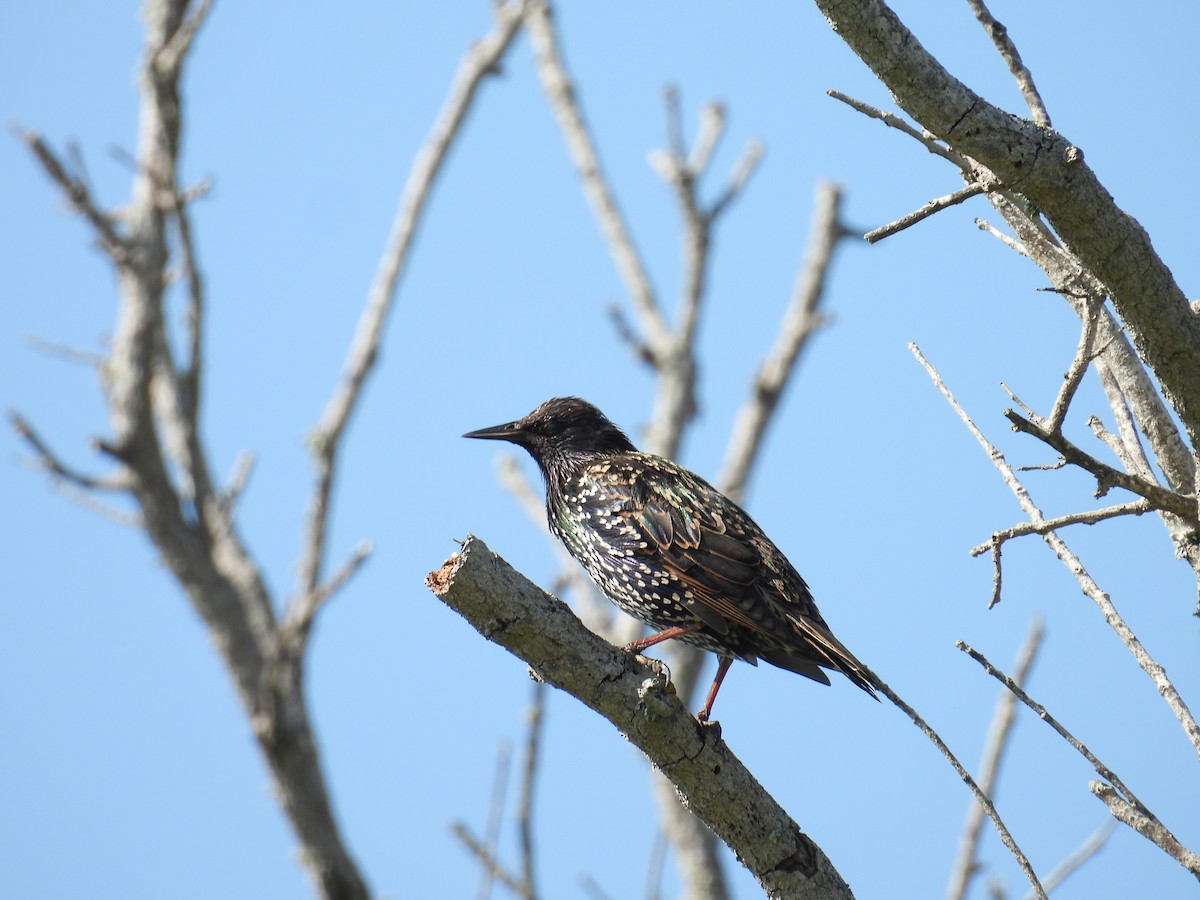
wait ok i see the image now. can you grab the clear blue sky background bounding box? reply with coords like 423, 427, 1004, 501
3, 2, 1198, 899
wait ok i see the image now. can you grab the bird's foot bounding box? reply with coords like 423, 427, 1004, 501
694, 711, 722, 740
627, 650, 672, 683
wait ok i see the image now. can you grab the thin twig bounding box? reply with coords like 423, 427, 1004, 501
913, 343, 1200, 761
987, 540, 1003, 609
970, 500, 1152, 558
946, 618, 1044, 900
956, 641, 1146, 812
219, 451, 255, 513
862, 665, 1047, 900
578, 874, 615, 900
643, 829, 669, 900
688, 99, 724, 176
605, 303, 656, 367
282, 541, 373, 647
23, 336, 106, 368
1093, 361, 1156, 480
865, 181, 990, 243
295, 0, 526, 605
1046, 295, 1102, 432
709, 137, 764, 220
965, 0, 1051, 127
826, 90, 967, 167
473, 741, 512, 900
14, 127, 127, 261
999, 381, 1039, 421
517, 683, 544, 900
524, 0, 669, 352
1004, 409, 1195, 520
719, 181, 844, 502
9, 412, 130, 492
452, 822, 528, 897
961, 642, 1200, 878
975, 217, 1028, 256
1025, 821, 1117, 898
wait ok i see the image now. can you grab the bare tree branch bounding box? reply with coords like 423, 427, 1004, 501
9, 412, 131, 492
814, 0, 1200, 449
518, 684, 545, 900
865, 180, 990, 243
913, 343, 1200, 763
453, 821, 529, 898
523, 9, 777, 894
14, 127, 127, 261
1028, 821, 1117, 898
296, 0, 529, 611
974, 216, 1027, 255
523, 0, 669, 353
1045, 295, 1103, 432
982, 196, 1195, 499
429, 536, 857, 900
964, 0, 1051, 126
946, 618, 1044, 900
470, 740, 512, 900
970, 500, 1151, 559
1003, 409, 1195, 520
719, 181, 845, 501
826, 91, 965, 167
973, 194, 1200, 584
18, 4, 537, 897
1090, 784, 1200, 878
960, 642, 1200, 880
643, 87, 763, 461
1091, 363, 1156, 481
858, 666, 1045, 900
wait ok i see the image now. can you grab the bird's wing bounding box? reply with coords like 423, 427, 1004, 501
583, 457, 877, 695
606, 459, 802, 642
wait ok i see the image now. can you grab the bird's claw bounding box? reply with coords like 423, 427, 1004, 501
695, 712, 722, 740
626, 650, 672, 682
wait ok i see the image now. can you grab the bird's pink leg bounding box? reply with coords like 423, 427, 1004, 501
623, 624, 697, 653
696, 656, 734, 723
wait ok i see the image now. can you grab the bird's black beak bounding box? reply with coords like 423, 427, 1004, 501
463, 419, 527, 444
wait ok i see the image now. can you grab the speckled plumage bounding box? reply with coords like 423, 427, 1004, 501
465, 396, 877, 720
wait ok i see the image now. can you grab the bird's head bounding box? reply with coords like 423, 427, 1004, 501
464, 397, 636, 476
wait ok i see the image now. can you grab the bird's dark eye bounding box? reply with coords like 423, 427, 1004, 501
541, 418, 564, 437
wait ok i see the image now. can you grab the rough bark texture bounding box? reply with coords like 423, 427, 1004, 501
428, 535, 858, 900
814, 0, 1200, 446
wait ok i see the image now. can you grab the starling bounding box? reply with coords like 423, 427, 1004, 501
464, 396, 877, 721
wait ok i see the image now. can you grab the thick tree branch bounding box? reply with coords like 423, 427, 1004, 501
428, 536, 857, 900
20, 2, 369, 897
21, 2, 532, 896
813, 0, 1200, 448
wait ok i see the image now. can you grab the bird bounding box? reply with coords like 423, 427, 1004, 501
464, 396, 877, 722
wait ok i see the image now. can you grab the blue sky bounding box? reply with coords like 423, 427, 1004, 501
3, 2, 1198, 898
